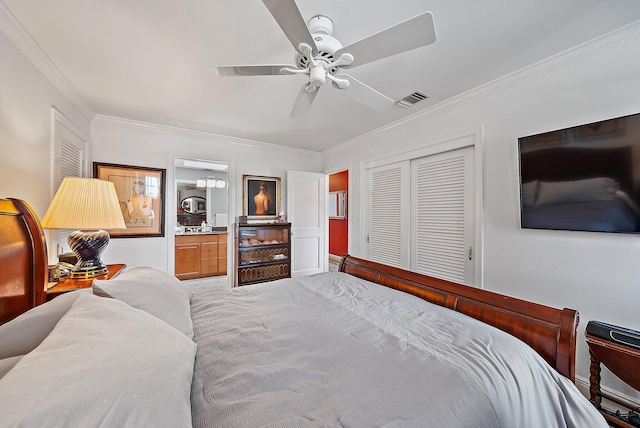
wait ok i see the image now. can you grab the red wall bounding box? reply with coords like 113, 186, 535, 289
329, 170, 348, 256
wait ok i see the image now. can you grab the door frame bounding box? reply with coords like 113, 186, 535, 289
325, 163, 352, 262
169, 156, 233, 285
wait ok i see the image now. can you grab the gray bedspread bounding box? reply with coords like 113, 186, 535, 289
190, 272, 606, 428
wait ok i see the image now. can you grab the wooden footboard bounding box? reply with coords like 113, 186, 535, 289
339, 255, 578, 382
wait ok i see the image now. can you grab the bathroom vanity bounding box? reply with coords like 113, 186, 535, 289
175, 228, 227, 280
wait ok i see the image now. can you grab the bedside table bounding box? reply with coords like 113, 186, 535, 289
46, 264, 126, 301
586, 325, 640, 428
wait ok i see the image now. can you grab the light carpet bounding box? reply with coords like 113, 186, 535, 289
182, 276, 230, 290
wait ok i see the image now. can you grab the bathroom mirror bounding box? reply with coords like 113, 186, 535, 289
328, 191, 347, 220
181, 196, 206, 214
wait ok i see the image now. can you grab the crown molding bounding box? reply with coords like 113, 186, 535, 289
325, 19, 640, 156
0, 1, 94, 121
92, 114, 321, 157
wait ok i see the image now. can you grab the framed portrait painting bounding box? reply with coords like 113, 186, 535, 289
243, 175, 281, 221
93, 162, 166, 237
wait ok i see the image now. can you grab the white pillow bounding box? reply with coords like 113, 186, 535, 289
536, 178, 619, 206
93, 266, 194, 338
0, 293, 196, 427
521, 181, 538, 206
0, 290, 90, 359
0, 355, 24, 378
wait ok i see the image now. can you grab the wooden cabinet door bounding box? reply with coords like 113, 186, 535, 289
175, 244, 201, 279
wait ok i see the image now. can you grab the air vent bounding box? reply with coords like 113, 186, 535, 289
396, 91, 431, 108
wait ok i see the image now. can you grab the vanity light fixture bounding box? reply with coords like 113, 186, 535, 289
197, 177, 226, 188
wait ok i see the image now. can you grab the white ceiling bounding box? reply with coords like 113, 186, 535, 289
5, 1, 640, 152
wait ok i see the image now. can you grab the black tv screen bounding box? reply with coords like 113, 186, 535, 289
518, 112, 640, 233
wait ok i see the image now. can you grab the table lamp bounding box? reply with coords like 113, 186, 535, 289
41, 177, 126, 279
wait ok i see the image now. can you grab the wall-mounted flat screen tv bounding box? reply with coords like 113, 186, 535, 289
518, 112, 640, 234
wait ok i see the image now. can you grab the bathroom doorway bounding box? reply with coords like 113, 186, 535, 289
174, 158, 229, 280
328, 169, 348, 271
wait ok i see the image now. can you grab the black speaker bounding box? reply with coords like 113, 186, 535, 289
587, 321, 640, 350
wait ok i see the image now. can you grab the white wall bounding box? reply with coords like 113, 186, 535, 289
0, 29, 90, 216
90, 116, 321, 272
323, 23, 640, 396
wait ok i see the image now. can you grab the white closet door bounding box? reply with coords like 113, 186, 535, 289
365, 161, 410, 269
411, 146, 474, 285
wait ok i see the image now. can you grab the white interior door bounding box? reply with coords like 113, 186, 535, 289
287, 170, 326, 276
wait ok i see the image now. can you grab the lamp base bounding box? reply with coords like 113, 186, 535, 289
69, 265, 108, 279
68, 229, 110, 279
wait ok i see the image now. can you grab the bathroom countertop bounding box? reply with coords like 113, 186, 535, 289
175, 227, 227, 236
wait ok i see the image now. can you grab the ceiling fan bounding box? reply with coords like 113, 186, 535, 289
214, 0, 436, 117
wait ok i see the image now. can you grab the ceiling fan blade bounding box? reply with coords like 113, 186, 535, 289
290, 84, 318, 118
262, 0, 318, 55
336, 12, 436, 69
337, 75, 395, 112
215, 65, 296, 77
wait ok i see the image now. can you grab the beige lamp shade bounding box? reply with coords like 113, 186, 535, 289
42, 177, 126, 230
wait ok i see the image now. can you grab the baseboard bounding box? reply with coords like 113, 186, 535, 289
575, 375, 640, 412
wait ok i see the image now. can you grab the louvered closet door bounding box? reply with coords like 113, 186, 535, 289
411, 146, 474, 285
51, 110, 89, 256
365, 161, 410, 269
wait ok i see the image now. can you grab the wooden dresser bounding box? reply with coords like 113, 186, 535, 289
175, 233, 227, 280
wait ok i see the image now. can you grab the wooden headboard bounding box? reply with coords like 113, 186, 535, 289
339, 255, 579, 382
0, 198, 48, 325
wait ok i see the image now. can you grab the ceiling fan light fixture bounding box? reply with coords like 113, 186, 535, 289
309, 64, 327, 86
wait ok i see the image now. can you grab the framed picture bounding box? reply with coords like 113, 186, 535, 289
93, 162, 166, 238
243, 175, 281, 220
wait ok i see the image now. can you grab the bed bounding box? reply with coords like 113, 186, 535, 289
520, 146, 640, 232
0, 198, 607, 427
